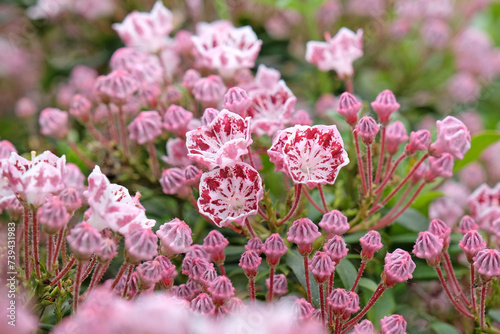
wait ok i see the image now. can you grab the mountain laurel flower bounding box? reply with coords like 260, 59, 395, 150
459, 230, 486, 262
208, 276, 235, 306
181, 69, 201, 92
266, 274, 288, 297
189, 257, 211, 282
305, 27, 363, 79
310, 251, 335, 283
156, 218, 193, 257
425, 153, 454, 181
290, 110, 313, 126
337, 92, 362, 126
94, 70, 140, 105
360, 230, 383, 261
382, 249, 416, 287
112, 1, 173, 53
197, 163, 263, 227
319, 209, 350, 238
110, 47, 164, 84
324, 235, 349, 264
222, 87, 252, 117
294, 298, 315, 320
128, 111, 163, 144
186, 245, 210, 261
380, 314, 407, 334
184, 165, 203, 186
124, 227, 158, 264
287, 218, 322, 255
473, 248, 500, 281
345, 291, 360, 315
203, 230, 229, 263
37, 197, 70, 235
429, 116, 471, 159
15, 96, 37, 118
405, 129, 431, 155
267, 125, 349, 189
186, 110, 252, 169
263, 233, 288, 267
458, 215, 479, 234
191, 20, 262, 78
371, 90, 400, 124
192, 75, 227, 107
385, 121, 409, 155
66, 222, 103, 261
162, 138, 191, 168
412, 231, 443, 267
239, 250, 262, 278
39, 108, 69, 139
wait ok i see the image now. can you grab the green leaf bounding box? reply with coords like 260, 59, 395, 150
336, 258, 358, 290
411, 191, 443, 213
454, 131, 500, 171
394, 208, 429, 232
285, 250, 320, 307
366, 288, 395, 324
488, 309, 500, 323
358, 277, 379, 292
430, 321, 461, 334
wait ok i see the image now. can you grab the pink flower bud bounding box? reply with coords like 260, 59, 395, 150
160, 168, 187, 195
156, 218, 193, 257
203, 230, 229, 263
38, 197, 70, 235
353, 320, 375, 334
428, 218, 451, 249
15, 97, 37, 118
382, 249, 416, 287
319, 209, 350, 237
473, 248, 500, 281
39, 108, 69, 139
263, 233, 288, 267
59, 187, 82, 212
425, 154, 454, 181
429, 116, 471, 160
0, 140, 16, 159
239, 250, 262, 278
290, 110, 313, 126
405, 130, 431, 155
201, 108, 220, 126
155, 255, 176, 288
162, 105, 193, 135
458, 215, 479, 234
385, 121, 409, 155
94, 70, 140, 105
459, 230, 486, 262
266, 273, 288, 297
224, 297, 245, 313
187, 279, 202, 296
356, 116, 380, 145
310, 251, 335, 283
287, 218, 321, 255
186, 244, 210, 260
174, 30, 195, 55
97, 238, 118, 263
337, 92, 362, 126
69, 94, 91, 122
173, 284, 194, 301
360, 230, 383, 261
371, 90, 400, 124
137, 259, 163, 289
200, 263, 218, 287
327, 288, 349, 316
165, 85, 183, 104
294, 298, 315, 320
182, 256, 194, 276
412, 231, 443, 266
222, 87, 251, 117
245, 237, 263, 254
182, 69, 201, 92
345, 291, 360, 315
190, 257, 211, 282
192, 75, 227, 108
184, 165, 202, 186
380, 314, 407, 334
138, 82, 161, 108
191, 293, 215, 315
410, 162, 427, 184
124, 228, 158, 264
66, 222, 103, 261
324, 235, 349, 264
208, 276, 235, 306
128, 111, 163, 144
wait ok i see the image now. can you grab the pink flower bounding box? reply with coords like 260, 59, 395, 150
380, 314, 407, 334
197, 163, 263, 227
294, 298, 315, 320
112, 1, 173, 53
459, 230, 486, 262
266, 274, 288, 297
137, 260, 163, 289
162, 139, 191, 167
84, 166, 156, 233
192, 75, 227, 107
371, 90, 400, 124
110, 48, 164, 84
360, 230, 383, 261
160, 168, 188, 196
94, 70, 140, 105
124, 227, 158, 264
38, 197, 70, 235
428, 218, 451, 248
203, 230, 229, 263
222, 87, 252, 117
310, 251, 335, 283
430, 116, 471, 160
182, 69, 201, 92
458, 215, 479, 234
474, 249, 500, 281
327, 288, 350, 316
290, 110, 313, 126
208, 276, 235, 306
383, 249, 416, 287
324, 235, 348, 263
306, 28, 363, 78
263, 233, 288, 267
186, 110, 252, 169
337, 92, 362, 126
191, 20, 262, 78
425, 154, 454, 181
156, 218, 193, 257
67, 222, 103, 261
353, 320, 375, 334
356, 116, 380, 145
468, 183, 500, 222
412, 231, 443, 266
162, 105, 193, 136
0, 140, 16, 160
39, 108, 69, 139
69, 94, 92, 122
128, 111, 163, 144
385, 121, 408, 155
15, 97, 37, 118
287, 218, 321, 255
97, 238, 118, 263
268, 125, 349, 189
239, 250, 262, 278
191, 293, 215, 315
405, 129, 431, 155
319, 209, 350, 238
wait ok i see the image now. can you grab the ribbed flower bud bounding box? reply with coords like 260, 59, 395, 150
412, 231, 443, 267
124, 228, 158, 264
310, 251, 335, 283
287, 218, 321, 256
191, 293, 215, 315
239, 250, 262, 278
428, 218, 451, 249
263, 233, 288, 267
245, 237, 263, 254
37, 197, 70, 235
136, 259, 163, 289
371, 90, 400, 124
458, 215, 479, 234
405, 129, 431, 156
328, 288, 350, 316
356, 116, 380, 145
319, 210, 350, 238
425, 154, 454, 181
382, 249, 416, 287
97, 238, 118, 263
266, 273, 288, 297
222, 87, 251, 117
380, 314, 407, 334
203, 230, 229, 264
156, 218, 192, 257
337, 92, 362, 126
459, 230, 486, 262
66, 222, 103, 261
360, 230, 383, 261
324, 235, 349, 264
385, 121, 409, 155
208, 276, 235, 306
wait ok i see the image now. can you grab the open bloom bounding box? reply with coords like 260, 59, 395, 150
305, 28, 363, 79
268, 125, 349, 188
84, 166, 156, 233
429, 116, 471, 160
186, 110, 252, 169
191, 20, 262, 78
198, 162, 263, 227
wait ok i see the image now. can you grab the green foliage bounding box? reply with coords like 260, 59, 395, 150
454, 131, 500, 171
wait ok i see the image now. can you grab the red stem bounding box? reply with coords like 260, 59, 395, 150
50, 256, 76, 286
471, 265, 476, 314
375, 185, 414, 224
23, 208, 30, 281
351, 261, 366, 292
318, 185, 329, 213
47, 235, 54, 273
366, 145, 373, 194
118, 106, 130, 158
147, 142, 160, 180
381, 154, 393, 182
277, 184, 302, 226
443, 251, 471, 307
304, 256, 312, 303
258, 206, 269, 221
86, 121, 111, 147
303, 189, 326, 214
217, 263, 226, 276
435, 266, 474, 319
66, 139, 96, 169
480, 282, 488, 329
111, 262, 128, 290
345, 77, 354, 94
319, 283, 326, 324
81, 256, 97, 281
374, 126, 386, 185
353, 131, 368, 196
73, 262, 83, 313
249, 277, 256, 301
247, 147, 257, 170
245, 219, 257, 238
335, 316, 342, 334
328, 272, 335, 324
106, 105, 119, 143
122, 265, 134, 297
53, 228, 65, 269
373, 153, 406, 207
268, 266, 275, 302
342, 283, 387, 332
32, 209, 41, 279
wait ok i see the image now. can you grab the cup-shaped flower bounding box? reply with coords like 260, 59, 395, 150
198, 162, 263, 227
385, 121, 409, 155
239, 250, 262, 278
191, 293, 215, 315
310, 251, 335, 283
266, 274, 288, 297
305, 28, 363, 79
267, 125, 349, 189
156, 218, 193, 257
263, 233, 288, 267
66, 222, 103, 261
405, 130, 431, 155
324, 235, 349, 264
371, 90, 400, 124
380, 314, 407, 334
137, 260, 163, 290
360, 230, 383, 261
319, 209, 350, 238
39, 108, 69, 139
38, 197, 70, 235
356, 116, 380, 145
429, 116, 471, 160
337, 92, 362, 126
287, 218, 321, 256
460, 230, 486, 262
208, 276, 235, 306
458, 215, 479, 234
128, 111, 163, 145
124, 228, 158, 264
186, 110, 252, 169
328, 288, 350, 316
412, 231, 443, 267
203, 230, 229, 263
382, 249, 416, 287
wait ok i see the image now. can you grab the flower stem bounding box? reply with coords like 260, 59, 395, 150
66, 139, 96, 169
351, 261, 366, 292
23, 208, 31, 281
268, 266, 275, 302
303, 189, 326, 214
47, 235, 54, 273
86, 121, 111, 147
73, 261, 84, 313
374, 126, 386, 185
50, 256, 76, 286
122, 264, 134, 297
147, 142, 160, 180
249, 277, 256, 301
118, 106, 130, 158
217, 262, 226, 276
32, 209, 41, 279
245, 219, 257, 238
110, 262, 128, 290
304, 256, 312, 303
80, 256, 97, 281
375, 153, 405, 195
342, 283, 387, 332
480, 281, 489, 329
335, 316, 342, 334
106, 104, 119, 143
470, 265, 476, 314
435, 265, 474, 318
319, 283, 326, 324
443, 251, 471, 307
277, 184, 302, 226
353, 131, 368, 196
53, 228, 65, 269
318, 185, 329, 213
366, 145, 373, 194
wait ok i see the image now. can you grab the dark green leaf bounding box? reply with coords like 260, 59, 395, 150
430, 321, 461, 334
336, 258, 358, 290
411, 191, 443, 213
394, 208, 429, 232
285, 249, 320, 306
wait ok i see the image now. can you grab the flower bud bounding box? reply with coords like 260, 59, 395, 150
156, 218, 192, 257
458, 215, 479, 234
222, 87, 251, 117
266, 273, 288, 297
182, 69, 201, 92
160, 168, 187, 195
425, 154, 454, 181
239, 250, 261, 278
324, 235, 348, 264
385, 121, 409, 155
287, 218, 321, 256
459, 230, 486, 262
124, 228, 158, 264
294, 298, 315, 320
203, 230, 229, 264
371, 90, 400, 124
382, 249, 415, 287
428, 218, 451, 249
337, 92, 362, 126
356, 116, 380, 145
208, 276, 235, 306
412, 231, 443, 267
162, 105, 193, 135
201, 108, 220, 126
319, 210, 350, 238
328, 288, 349, 316
184, 165, 202, 186
66, 222, 103, 261
97, 238, 118, 263
189, 257, 211, 282
38, 197, 70, 235
263, 233, 288, 267
380, 314, 407, 334
310, 251, 335, 283
245, 237, 263, 254
69, 94, 92, 122
192, 75, 227, 108
136, 259, 163, 289
59, 187, 82, 212
15, 97, 37, 118
290, 110, 313, 126
128, 111, 163, 144
39, 108, 69, 139
429, 116, 471, 160
191, 293, 215, 315
405, 130, 431, 155
360, 230, 383, 261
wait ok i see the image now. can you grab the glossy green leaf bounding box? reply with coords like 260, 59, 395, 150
394, 208, 429, 232
454, 131, 500, 171
366, 288, 395, 324
285, 249, 320, 306
430, 321, 461, 334
358, 277, 379, 292
411, 191, 443, 213
336, 258, 358, 290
